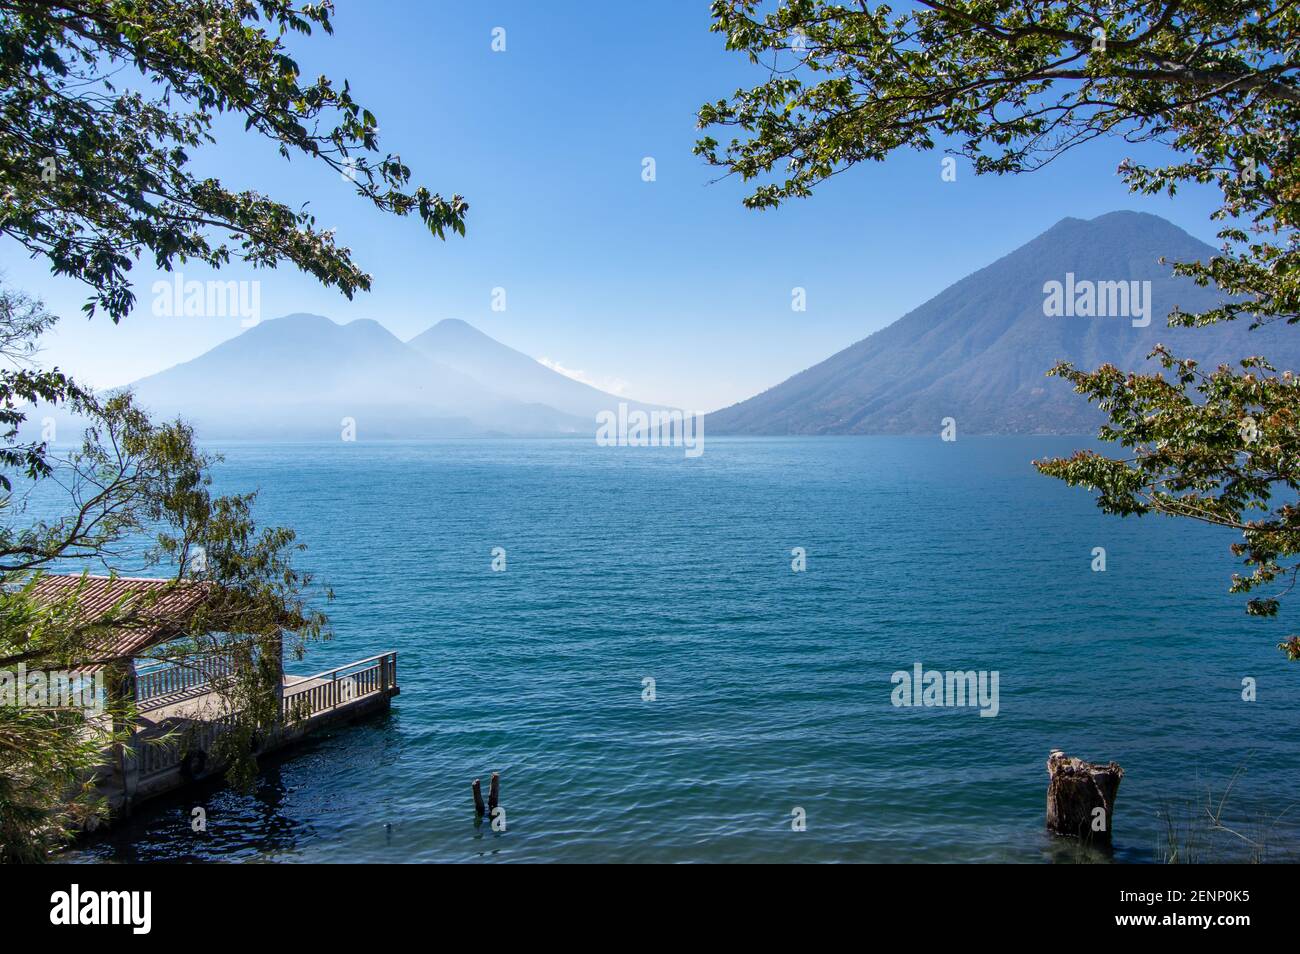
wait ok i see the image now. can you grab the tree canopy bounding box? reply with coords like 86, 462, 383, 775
0, 0, 467, 322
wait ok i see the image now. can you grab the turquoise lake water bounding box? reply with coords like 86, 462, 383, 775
66, 437, 1300, 862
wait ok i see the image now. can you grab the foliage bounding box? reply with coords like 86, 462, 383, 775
0, 286, 89, 490
1038, 348, 1300, 621
0, 0, 467, 321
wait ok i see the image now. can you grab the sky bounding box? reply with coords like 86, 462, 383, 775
3, 0, 1227, 413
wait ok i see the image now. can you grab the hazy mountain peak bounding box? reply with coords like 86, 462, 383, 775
409, 317, 496, 346
253, 312, 337, 331
428, 317, 478, 332
407, 318, 660, 418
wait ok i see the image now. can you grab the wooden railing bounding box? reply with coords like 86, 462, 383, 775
281, 651, 398, 722
133, 651, 397, 779
134, 654, 239, 707
137, 713, 238, 778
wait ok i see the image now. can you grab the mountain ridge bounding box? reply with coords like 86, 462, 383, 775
707, 211, 1300, 435
118, 313, 653, 439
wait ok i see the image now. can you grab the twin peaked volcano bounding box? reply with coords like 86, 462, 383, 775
124, 314, 659, 439
707, 211, 1300, 435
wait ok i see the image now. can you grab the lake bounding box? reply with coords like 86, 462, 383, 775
66, 437, 1300, 862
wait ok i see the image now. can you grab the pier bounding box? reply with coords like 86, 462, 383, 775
28, 575, 399, 819
119, 651, 399, 813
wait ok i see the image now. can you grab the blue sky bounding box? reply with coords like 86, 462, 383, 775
5, 0, 1225, 412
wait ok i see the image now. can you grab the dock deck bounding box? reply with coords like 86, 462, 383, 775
99, 651, 399, 815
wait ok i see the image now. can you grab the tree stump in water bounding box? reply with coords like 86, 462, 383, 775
1046, 749, 1123, 845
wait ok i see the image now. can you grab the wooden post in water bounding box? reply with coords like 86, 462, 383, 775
471, 778, 486, 816
487, 772, 500, 815
1046, 749, 1123, 845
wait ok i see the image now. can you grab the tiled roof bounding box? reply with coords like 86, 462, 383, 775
26, 574, 216, 666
